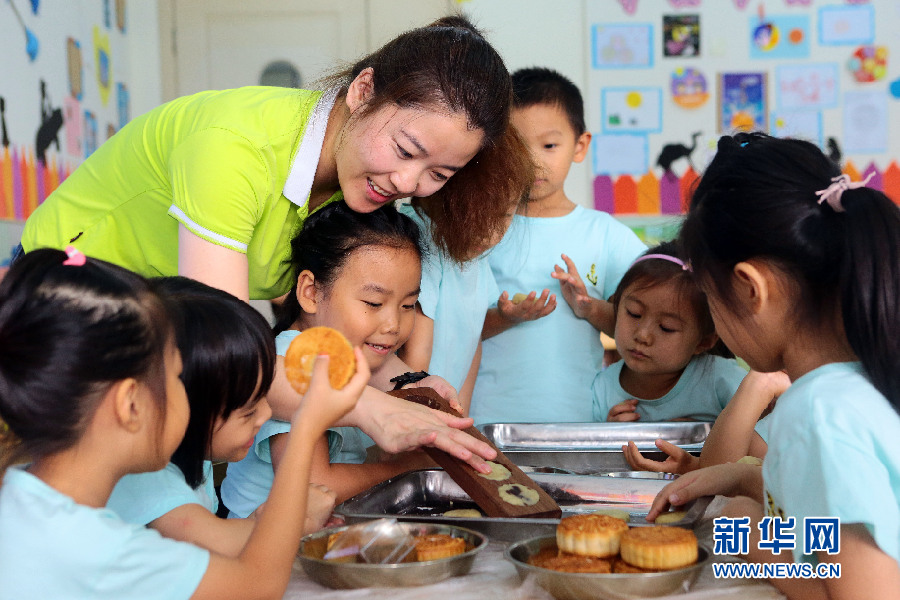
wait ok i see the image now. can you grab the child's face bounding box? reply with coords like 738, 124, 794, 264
511, 103, 590, 206
310, 245, 420, 371
337, 101, 484, 212
614, 280, 713, 377
210, 390, 272, 463
157, 341, 190, 468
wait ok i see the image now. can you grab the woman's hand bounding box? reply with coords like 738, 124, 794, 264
646, 462, 763, 522
623, 439, 699, 474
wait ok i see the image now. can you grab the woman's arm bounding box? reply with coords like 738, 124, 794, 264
178, 226, 250, 301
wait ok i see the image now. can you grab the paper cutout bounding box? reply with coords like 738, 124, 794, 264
663, 15, 700, 57
671, 67, 709, 108
67, 37, 84, 100
718, 73, 767, 133
617, 0, 638, 16
63, 97, 82, 156
776, 64, 839, 110
847, 45, 887, 83
819, 5, 874, 46
656, 132, 702, 173
592, 24, 653, 69
84, 110, 98, 157
602, 88, 662, 133
36, 81, 63, 166
116, 83, 130, 130
733, 0, 750, 9
116, 0, 126, 33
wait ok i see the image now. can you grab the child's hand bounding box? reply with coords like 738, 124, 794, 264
646, 463, 760, 522
622, 439, 699, 475
293, 347, 370, 433
303, 483, 337, 534
496, 289, 556, 323
551, 254, 593, 320
607, 398, 640, 422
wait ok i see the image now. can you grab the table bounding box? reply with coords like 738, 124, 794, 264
283, 497, 786, 600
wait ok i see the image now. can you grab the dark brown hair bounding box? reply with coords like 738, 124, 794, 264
326, 14, 533, 262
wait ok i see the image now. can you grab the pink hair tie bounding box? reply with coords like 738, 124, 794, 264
814, 172, 874, 213
62, 245, 86, 266
631, 253, 691, 272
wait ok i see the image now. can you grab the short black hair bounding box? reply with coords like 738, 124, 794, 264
512, 67, 586, 136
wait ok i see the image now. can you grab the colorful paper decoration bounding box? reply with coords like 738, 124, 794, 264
847, 45, 888, 83
671, 67, 708, 108
93, 26, 112, 106
618, 0, 639, 15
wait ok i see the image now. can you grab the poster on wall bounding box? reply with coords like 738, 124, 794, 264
843, 90, 887, 153
776, 64, 839, 111
749, 15, 810, 59
819, 5, 874, 46
848, 45, 888, 83
663, 15, 699, 57
602, 88, 662, 133
770, 110, 822, 146
670, 67, 709, 108
591, 24, 653, 69
718, 72, 767, 133
593, 134, 648, 175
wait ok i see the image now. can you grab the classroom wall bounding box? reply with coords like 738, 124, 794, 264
463, 0, 900, 241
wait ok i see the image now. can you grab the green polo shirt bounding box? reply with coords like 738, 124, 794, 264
21, 86, 341, 300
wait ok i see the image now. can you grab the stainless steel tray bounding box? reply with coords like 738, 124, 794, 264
479, 422, 712, 474
335, 470, 711, 543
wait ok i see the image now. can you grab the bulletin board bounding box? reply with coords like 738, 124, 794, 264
0, 0, 133, 259
586, 0, 900, 217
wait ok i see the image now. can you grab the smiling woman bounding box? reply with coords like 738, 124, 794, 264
19, 14, 527, 471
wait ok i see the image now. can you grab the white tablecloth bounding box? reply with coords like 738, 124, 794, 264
283, 497, 786, 600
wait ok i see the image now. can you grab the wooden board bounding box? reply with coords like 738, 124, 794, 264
388, 387, 562, 519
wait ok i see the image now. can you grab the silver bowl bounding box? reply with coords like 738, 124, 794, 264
506, 535, 710, 600
603, 471, 679, 480
297, 521, 487, 589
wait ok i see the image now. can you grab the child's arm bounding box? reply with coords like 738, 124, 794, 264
481, 290, 556, 339
190, 352, 369, 600
622, 439, 699, 474
551, 253, 616, 336
698, 370, 788, 469
646, 461, 764, 521
149, 504, 256, 559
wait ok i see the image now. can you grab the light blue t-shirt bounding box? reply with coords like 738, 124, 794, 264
592, 354, 748, 422
400, 205, 499, 392
107, 461, 217, 525
472, 206, 646, 425
762, 362, 900, 565
220, 329, 363, 518
0, 467, 209, 599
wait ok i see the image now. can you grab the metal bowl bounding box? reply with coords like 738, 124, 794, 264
505, 535, 710, 600
297, 521, 487, 589
519, 465, 575, 475
603, 471, 679, 480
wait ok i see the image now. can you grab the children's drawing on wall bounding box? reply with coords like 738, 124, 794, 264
843, 90, 887, 153
115, 0, 126, 33
93, 26, 112, 105
718, 72, 767, 133
819, 4, 874, 46
616, 0, 638, 16
591, 24, 653, 68
83, 110, 98, 157
5, 0, 39, 61
593, 134, 648, 176
656, 132, 702, 173
663, 15, 699, 57
776, 63, 838, 111
602, 88, 662, 133
750, 15, 809, 59
848, 45, 887, 82
771, 110, 822, 147
670, 67, 708, 109
63, 97, 82, 157
116, 83, 129, 130
36, 81, 62, 166
66, 37, 83, 100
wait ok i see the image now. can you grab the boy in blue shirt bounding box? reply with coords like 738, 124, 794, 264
472, 67, 646, 425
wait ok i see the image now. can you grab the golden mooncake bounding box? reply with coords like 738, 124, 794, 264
619, 526, 698, 571
414, 533, 466, 562
556, 513, 629, 558
284, 326, 355, 395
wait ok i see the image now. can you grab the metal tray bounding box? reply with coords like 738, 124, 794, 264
297, 521, 487, 589
478, 422, 712, 474
335, 470, 711, 543
506, 535, 710, 600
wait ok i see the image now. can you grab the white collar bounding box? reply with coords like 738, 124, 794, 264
283, 87, 339, 207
